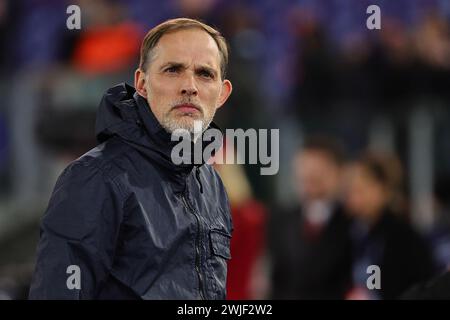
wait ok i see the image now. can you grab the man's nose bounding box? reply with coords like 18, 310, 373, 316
180, 73, 198, 96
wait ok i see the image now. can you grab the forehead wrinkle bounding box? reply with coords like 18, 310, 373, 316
149, 29, 221, 71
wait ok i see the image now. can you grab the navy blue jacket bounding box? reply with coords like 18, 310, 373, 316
29, 83, 233, 299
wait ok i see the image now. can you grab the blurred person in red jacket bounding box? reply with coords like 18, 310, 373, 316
70, 0, 143, 75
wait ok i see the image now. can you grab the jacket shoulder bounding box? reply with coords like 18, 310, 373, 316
72, 137, 139, 196
42, 144, 129, 241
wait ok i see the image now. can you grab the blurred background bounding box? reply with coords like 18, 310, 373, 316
1, 0, 450, 299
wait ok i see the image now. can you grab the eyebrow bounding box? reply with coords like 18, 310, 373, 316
160, 62, 218, 77
160, 62, 185, 70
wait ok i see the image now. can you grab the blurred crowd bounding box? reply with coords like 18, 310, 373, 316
269, 138, 449, 299
0, 0, 450, 299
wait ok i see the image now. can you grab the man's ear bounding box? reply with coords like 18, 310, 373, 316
134, 68, 147, 98
216, 79, 233, 109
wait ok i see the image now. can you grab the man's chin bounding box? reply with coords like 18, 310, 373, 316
162, 117, 203, 135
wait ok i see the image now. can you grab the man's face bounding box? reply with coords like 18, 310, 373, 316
135, 28, 232, 134
293, 150, 341, 202
343, 163, 387, 221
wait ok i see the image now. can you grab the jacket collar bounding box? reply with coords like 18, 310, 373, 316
95, 83, 222, 187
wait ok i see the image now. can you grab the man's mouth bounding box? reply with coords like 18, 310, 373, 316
173, 103, 201, 114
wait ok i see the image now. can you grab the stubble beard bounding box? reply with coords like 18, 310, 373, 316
160, 107, 216, 141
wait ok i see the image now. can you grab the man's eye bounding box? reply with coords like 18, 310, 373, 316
199, 70, 213, 78
165, 67, 179, 73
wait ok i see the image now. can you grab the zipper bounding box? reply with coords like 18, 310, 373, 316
181, 193, 206, 300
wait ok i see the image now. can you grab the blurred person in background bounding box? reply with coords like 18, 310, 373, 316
216, 2, 272, 202
290, 9, 336, 129
269, 136, 353, 299
35, 0, 145, 160
344, 153, 436, 300
28, 18, 233, 299
403, 175, 450, 300
428, 176, 450, 272
413, 10, 450, 97
69, 0, 143, 75
213, 142, 268, 300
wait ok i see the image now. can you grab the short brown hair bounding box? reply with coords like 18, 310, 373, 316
138, 18, 229, 79
301, 135, 346, 166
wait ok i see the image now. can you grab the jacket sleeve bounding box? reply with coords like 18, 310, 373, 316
28, 161, 126, 299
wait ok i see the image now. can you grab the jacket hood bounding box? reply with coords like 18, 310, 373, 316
95, 83, 222, 174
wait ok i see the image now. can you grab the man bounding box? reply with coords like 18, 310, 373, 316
269, 137, 353, 299
29, 18, 233, 299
